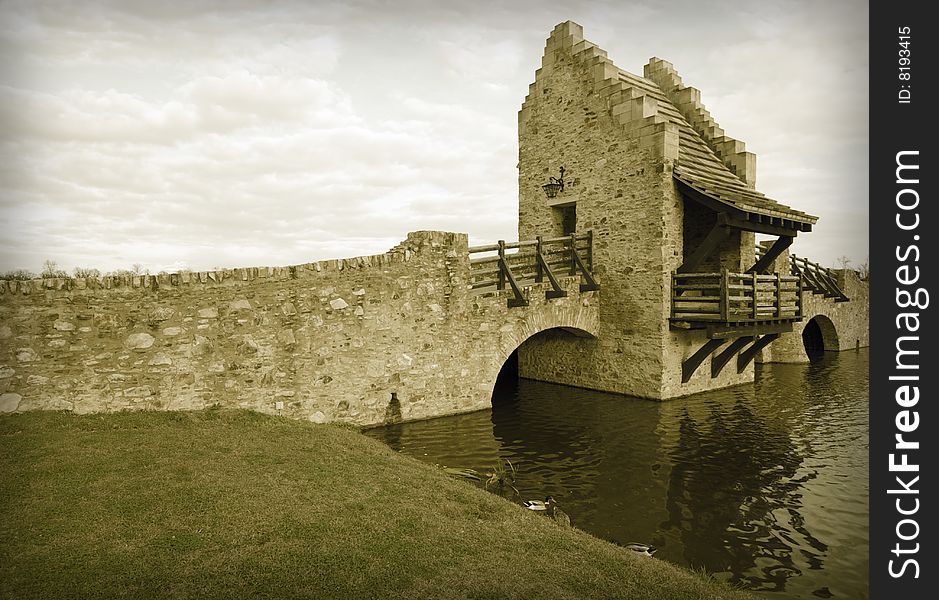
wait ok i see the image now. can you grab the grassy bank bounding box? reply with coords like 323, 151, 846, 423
0, 410, 753, 599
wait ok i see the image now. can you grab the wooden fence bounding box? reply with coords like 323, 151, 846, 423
754, 245, 849, 301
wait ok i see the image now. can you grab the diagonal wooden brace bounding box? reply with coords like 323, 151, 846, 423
747, 236, 792, 274
711, 336, 753, 378
537, 251, 567, 299
736, 334, 779, 373
571, 248, 600, 292
682, 338, 726, 383
677, 215, 731, 274
499, 257, 529, 307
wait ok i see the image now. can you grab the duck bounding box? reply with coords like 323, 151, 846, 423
621, 542, 657, 557
548, 499, 572, 528
523, 497, 550, 511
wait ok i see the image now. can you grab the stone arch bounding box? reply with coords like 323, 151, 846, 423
485, 304, 599, 402
802, 314, 840, 356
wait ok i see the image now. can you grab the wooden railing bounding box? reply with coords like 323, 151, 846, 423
468, 232, 598, 307
755, 245, 849, 301
671, 270, 802, 322
788, 255, 849, 301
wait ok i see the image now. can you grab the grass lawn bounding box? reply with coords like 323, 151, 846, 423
0, 409, 754, 599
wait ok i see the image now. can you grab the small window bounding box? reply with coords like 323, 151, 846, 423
553, 203, 576, 236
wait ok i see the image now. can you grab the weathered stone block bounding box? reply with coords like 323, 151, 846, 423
0, 393, 22, 412
124, 333, 155, 350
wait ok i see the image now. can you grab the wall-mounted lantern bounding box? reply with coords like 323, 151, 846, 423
542, 166, 565, 198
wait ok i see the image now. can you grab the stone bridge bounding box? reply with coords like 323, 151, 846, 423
0, 231, 599, 425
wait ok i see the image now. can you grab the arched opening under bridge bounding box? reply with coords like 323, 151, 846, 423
492, 326, 597, 407
801, 315, 839, 360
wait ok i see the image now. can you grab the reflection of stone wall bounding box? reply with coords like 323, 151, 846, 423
0, 230, 599, 425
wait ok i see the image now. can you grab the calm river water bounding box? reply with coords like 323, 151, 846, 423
365, 349, 869, 599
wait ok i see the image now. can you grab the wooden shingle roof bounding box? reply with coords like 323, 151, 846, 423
617, 70, 818, 231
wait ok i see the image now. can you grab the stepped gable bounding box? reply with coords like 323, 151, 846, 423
528, 22, 817, 230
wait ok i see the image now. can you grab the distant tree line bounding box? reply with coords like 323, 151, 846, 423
0, 260, 154, 281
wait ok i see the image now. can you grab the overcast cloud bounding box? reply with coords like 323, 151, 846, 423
0, 0, 869, 274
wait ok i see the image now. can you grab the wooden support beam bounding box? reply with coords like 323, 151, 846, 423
569, 233, 578, 276
677, 218, 731, 274
497, 240, 528, 308
682, 338, 726, 383
534, 236, 544, 283
711, 336, 753, 378
536, 246, 567, 299
706, 321, 793, 339
801, 265, 826, 294
571, 245, 600, 292
674, 179, 748, 221
746, 236, 793, 274
497, 240, 507, 291
586, 230, 594, 271
737, 334, 779, 373
726, 214, 803, 236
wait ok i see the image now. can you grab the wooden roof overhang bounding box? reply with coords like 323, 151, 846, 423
674, 173, 816, 236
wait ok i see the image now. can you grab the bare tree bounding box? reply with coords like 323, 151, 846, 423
40, 260, 68, 278
858, 258, 869, 281
73, 267, 101, 278
1, 269, 36, 281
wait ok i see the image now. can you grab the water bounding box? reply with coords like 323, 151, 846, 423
365, 349, 869, 599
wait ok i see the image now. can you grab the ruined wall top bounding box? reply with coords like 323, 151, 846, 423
0, 230, 467, 299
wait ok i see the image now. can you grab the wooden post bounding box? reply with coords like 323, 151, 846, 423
719, 268, 729, 322
569, 233, 577, 276
497, 240, 506, 290
670, 273, 677, 319
751, 271, 758, 319
775, 272, 782, 318
586, 230, 593, 271
796, 275, 803, 318
535, 236, 544, 283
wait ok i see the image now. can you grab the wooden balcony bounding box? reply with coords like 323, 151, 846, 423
671, 270, 802, 337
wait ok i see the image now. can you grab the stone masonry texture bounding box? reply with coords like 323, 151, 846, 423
0, 230, 598, 425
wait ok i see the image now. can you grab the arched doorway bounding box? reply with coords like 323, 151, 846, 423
802, 315, 839, 359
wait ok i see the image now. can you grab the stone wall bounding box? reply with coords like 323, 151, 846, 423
516, 22, 754, 399
0, 230, 599, 424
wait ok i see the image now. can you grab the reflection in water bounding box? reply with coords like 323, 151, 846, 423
365, 350, 869, 600
663, 399, 817, 592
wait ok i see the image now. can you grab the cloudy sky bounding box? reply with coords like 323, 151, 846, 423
0, 0, 868, 275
